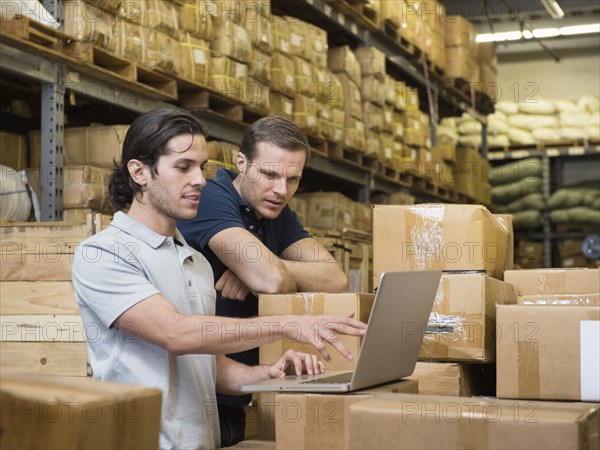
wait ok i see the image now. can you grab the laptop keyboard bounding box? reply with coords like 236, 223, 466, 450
300, 372, 353, 384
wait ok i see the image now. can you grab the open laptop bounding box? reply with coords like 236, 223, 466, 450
240, 270, 442, 393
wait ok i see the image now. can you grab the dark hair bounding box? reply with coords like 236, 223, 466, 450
109, 109, 208, 210
240, 116, 311, 163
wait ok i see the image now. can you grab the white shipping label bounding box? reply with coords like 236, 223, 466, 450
193, 49, 206, 64
284, 101, 293, 115
236, 64, 247, 79
385, 147, 392, 159
281, 39, 290, 53
286, 75, 294, 85
291, 33, 302, 46
580, 320, 600, 401
307, 116, 316, 126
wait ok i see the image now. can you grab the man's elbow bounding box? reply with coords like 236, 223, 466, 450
334, 272, 349, 292
163, 332, 189, 356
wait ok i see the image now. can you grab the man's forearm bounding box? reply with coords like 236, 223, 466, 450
216, 355, 271, 395
282, 259, 348, 292
166, 314, 291, 355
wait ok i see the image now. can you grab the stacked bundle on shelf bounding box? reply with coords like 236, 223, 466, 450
355, 47, 387, 159
548, 183, 600, 229
445, 112, 509, 149
489, 158, 545, 230
0, 164, 32, 222
328, 45, 365, 151
28, 125, 129, 220
477, 42, 497, 93
495, 95, 600, 147
444, 15, 478, 85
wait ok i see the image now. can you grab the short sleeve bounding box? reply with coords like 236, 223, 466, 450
178, 181, 246, 252
72, 238, 160, 328
277, 206, 311, 254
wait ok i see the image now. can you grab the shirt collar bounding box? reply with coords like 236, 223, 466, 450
216, 167, 251, 208
111, 211, 175, 249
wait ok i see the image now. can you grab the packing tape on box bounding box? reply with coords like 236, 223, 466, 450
422, 313, 489, 360
404, 205, 444, 271
518, 293, 600, 306
518, 341, 541, 399
281, 293, 326, 355
535, 269, 572, 294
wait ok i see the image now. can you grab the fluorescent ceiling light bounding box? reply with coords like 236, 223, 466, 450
476, 23, 600, 42
560, 24, 600, 35
540, 0, 565, 19
476, 33, 496, 43
533, 28, 560, 38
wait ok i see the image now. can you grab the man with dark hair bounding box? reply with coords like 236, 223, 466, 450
72, 110, 365, 450
178, 116, 349, 446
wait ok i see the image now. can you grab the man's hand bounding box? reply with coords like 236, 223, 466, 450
283, 312, 367, 363
215, 269, 252, 301
268, 349, 325, 378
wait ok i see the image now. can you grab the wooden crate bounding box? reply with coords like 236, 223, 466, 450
0, 280, 87, 376
0, 222, 88, 281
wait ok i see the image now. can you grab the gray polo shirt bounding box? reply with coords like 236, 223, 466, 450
72, 212, 220, 450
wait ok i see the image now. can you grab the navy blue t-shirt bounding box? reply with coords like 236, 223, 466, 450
178, 168, 310, 406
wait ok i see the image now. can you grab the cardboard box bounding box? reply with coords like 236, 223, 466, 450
209, 56, 248, 101
495, 214, 515, 271
504, 268, 600, 296
30, 125, 128, 167
297, 192, 356, 232
211, 21, 251, 64
0, 131, 28, 170
407, 362, 496, 397
354, 46, 386, 80
420, 272, 517, 362
348, 393, 600, 450
497, 305, 600, 401
328, 46, 362, 87
258, 293, 374, 370
27, 165, 114, 214
288, 196, 307, 227
64, 0, 115, 51
0, 371, 161, 449
269, 92, 294, 122
179, 33, 211, 85
274, 380, 418, 450
373, 204, 510, 287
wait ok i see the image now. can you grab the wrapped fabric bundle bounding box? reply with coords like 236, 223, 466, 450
512, 210, 543, 230
519, 98, 556, 115
508, 114, 558, 130
488, 158, 542, 186
531, 127, 561, 143
548, 187, 600, 210
508, 128, 535, 145
496, 101, 519, 115
550, 207, 600, 226
502, 193, 546, 213
0, 165, 31, 222
491, 177, 543, 205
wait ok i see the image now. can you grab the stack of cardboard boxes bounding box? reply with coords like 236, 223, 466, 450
248, 204, 599, 449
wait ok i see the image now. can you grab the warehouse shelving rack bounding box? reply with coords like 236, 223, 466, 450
488, 145, 600, 267
0, 0, 495, 219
